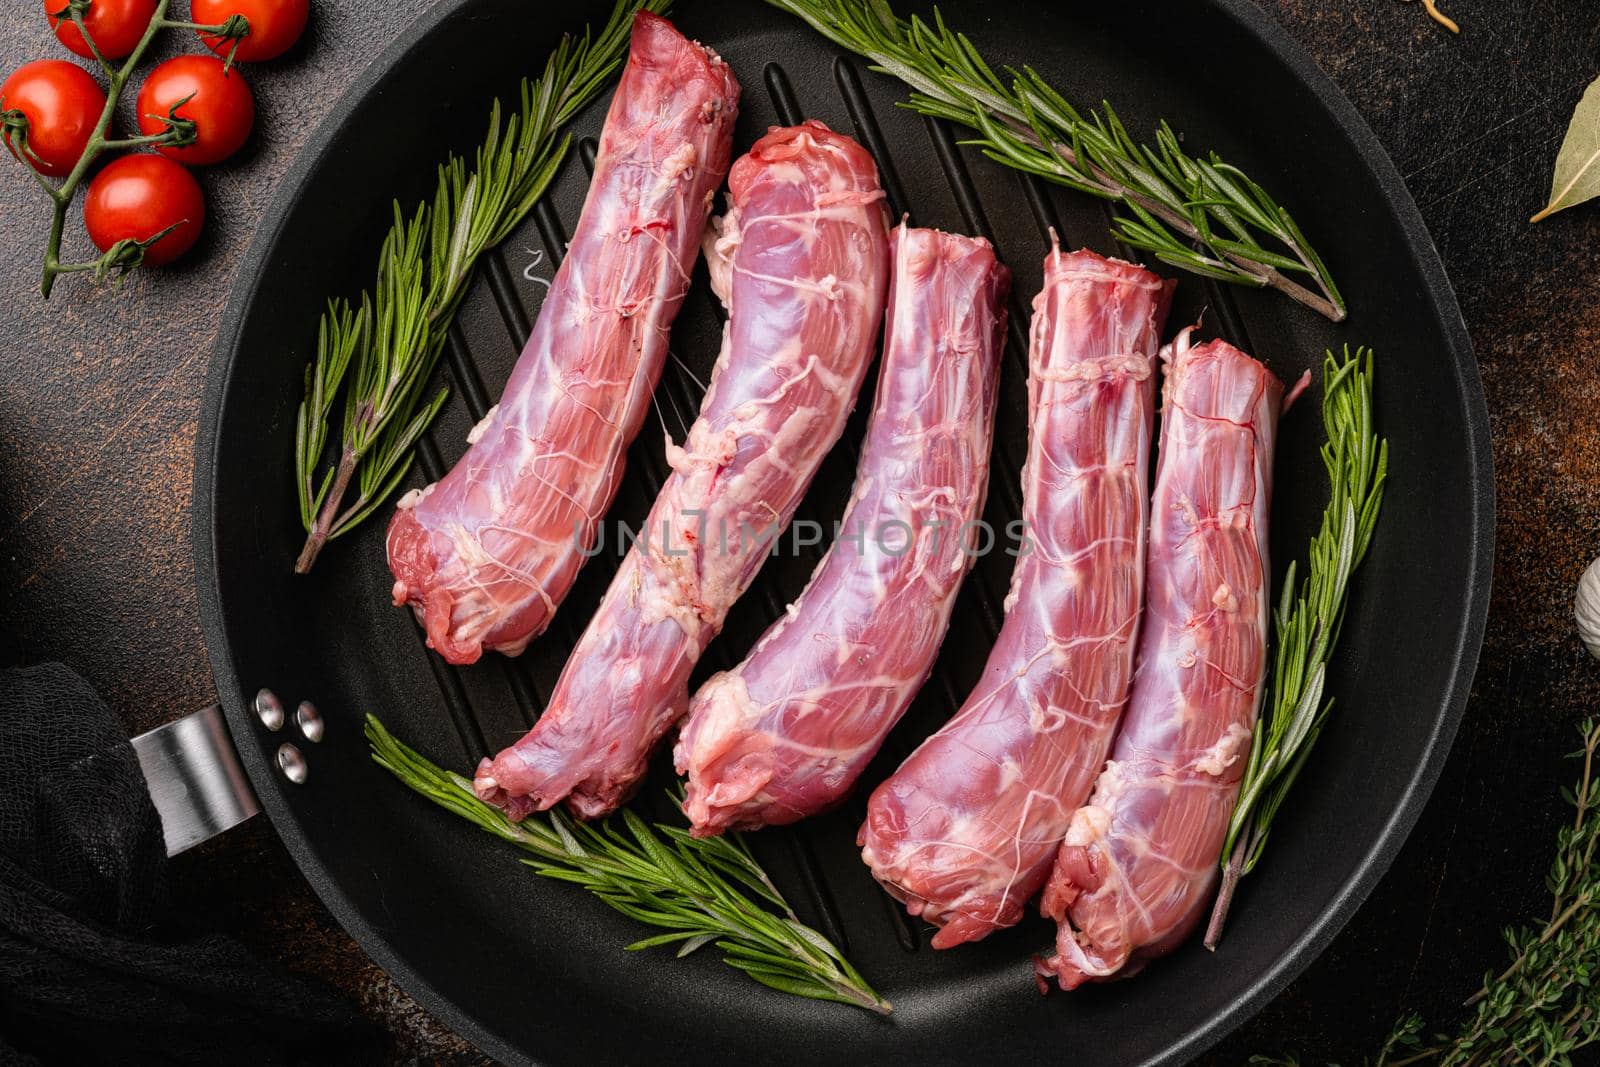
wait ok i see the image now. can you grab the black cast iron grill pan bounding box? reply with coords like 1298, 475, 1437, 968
191, 1, 1493, 1063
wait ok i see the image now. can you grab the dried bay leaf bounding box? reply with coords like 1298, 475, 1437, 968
1532, 73, 1600, 223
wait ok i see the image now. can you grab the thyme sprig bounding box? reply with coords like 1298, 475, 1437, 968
1206, 347, 1389, 947
292, 0, 669, 573
764, 0, 1346, 321
365, 715, 891, 1015
1251, 718, 1600, 1067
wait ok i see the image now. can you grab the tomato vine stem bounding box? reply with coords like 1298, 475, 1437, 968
8, 0, 249, 297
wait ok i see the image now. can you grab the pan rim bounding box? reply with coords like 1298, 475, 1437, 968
192, 1, 1495, 1063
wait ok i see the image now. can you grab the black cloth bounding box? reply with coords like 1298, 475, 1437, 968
0, 663, 384, 1065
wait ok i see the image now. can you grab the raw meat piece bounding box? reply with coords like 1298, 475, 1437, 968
859, 246, 1170, 948
1037, 328, 1282, 989
474, 120, 890, 819
385, 13, 740, 665
674, 223, 1009, 836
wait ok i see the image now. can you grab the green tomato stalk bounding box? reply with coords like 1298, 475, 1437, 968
2, 0, 248, 296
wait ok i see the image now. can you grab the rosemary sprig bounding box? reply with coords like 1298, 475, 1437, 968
765, 0, 1346, 321
1251, 718, 1600, 1067
1206, 347, 1388, 947
365, 715, 891, 1015
292, 0, 669, 574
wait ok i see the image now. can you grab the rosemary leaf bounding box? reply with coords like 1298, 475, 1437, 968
292, 0, 671, 574
765, 0, 1346, 321
294, 298, 366, 531
365, 715, 892, 1016
1206, 346, 1389, 948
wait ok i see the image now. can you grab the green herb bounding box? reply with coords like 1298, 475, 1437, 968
1531, 73, 1600, 224
3, 0, 247, 296
365, 714, 892, 1015
765, 0, 1346, 321
292, 0, 668, 573
1205, 347, 1388, 948
1250, 718, 1600, 1067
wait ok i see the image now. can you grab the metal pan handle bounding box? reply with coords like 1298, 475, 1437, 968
131, 705, 260, 856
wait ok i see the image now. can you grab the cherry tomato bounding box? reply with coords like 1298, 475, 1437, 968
46, 0, 158, 61
0, 60, 105, 177
136, 55, 253, 165
190, 0, 309, 63
83, 154, 205, 266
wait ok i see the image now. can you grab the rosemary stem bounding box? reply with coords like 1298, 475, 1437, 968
834, 979, 894, 1015
1205, 832, 1250, 950
1027, 121, 1344, 320
295, 444, 361, 574
328, 490, 375, 539
1258, 266, 1343, 322
766, 0, 1345, 320
1016, 87, 1341, 321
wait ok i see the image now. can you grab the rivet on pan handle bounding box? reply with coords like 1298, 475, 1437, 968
131, 705, 261, 857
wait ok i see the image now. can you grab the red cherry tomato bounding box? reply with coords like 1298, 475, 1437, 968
190, 0, 309, 63
0, 60, 105, 177
83, 154, 205, 266
136, 55, 253, 165
46, 0, 158, 61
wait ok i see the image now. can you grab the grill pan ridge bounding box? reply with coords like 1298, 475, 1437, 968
195, 1, 1492, 1064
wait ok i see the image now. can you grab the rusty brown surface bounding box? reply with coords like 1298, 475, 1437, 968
1, 1, 1597, 1063
0, 2, 482, 1061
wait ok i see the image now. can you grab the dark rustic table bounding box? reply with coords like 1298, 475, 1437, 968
1, 1, 1595, 1062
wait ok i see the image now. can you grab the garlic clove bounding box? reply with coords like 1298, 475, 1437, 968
1576, 556, 1600, 661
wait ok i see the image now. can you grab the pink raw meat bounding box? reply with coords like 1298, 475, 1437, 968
474, 120, 891, 819
1037, 328, 1283, 989
385, 13, 740, 665
674, 222, 1009, 837
859, 246, 1171, 949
